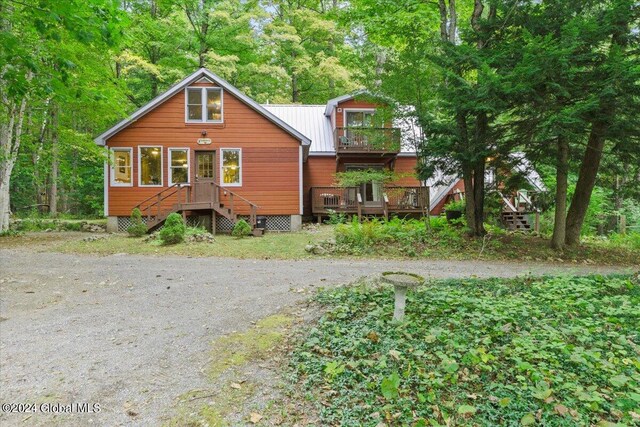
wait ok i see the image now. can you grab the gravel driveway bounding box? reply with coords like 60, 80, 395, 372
0, 249, 630, 426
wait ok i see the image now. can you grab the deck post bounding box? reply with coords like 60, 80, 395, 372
211, 210, 216, 235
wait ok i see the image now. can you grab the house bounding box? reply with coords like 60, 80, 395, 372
95, 68, 479, 233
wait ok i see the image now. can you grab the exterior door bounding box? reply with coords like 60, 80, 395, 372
345, 111, 375, 146
347, 165, 383, 206
194, 151, 216, 202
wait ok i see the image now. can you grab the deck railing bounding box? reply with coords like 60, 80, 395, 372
334, 127, 401, 153
311, 185, 429, 217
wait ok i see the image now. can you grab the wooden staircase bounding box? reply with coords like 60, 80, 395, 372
499, 191, 539, 232
134, 182, 258, 233
501, 211, 532, 231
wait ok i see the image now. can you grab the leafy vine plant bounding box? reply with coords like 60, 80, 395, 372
333, 169, 411, 188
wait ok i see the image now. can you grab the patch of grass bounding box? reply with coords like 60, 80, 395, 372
209, 314, 293, 379
166, 383, 258, 427
291, 275, 640, 426
333, 217, 640, 266
49, 227, 333, 259
164, 313, 294, 427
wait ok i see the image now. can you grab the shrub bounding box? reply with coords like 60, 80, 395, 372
231, 219, 252, 238
324, 209, 348, 225
444, 198, 466, 212
127, 208, 147, 237
159, 213, 186, 244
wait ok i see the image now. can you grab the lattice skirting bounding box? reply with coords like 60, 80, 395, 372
116, 215, 292, 232
116, 216, 204, 232
216, 215, 291, 232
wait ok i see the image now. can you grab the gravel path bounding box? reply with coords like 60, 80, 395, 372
0, 249, 631, 426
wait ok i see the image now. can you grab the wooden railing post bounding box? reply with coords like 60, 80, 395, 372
156, 194, 161, 220
383, 193, 389, 220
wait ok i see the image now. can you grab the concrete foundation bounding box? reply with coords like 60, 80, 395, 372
106, 216, 118, 233
290, 215, 302, 231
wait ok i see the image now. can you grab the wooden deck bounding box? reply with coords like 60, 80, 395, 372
311, 186, 429, 219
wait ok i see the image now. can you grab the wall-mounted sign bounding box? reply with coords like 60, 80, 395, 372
197, 138, 212, 145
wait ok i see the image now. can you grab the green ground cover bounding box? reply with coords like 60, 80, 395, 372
290, 275, 640, 426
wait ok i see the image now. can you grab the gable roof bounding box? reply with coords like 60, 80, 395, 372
324, 92, 361, 116
94, 68, 312, 150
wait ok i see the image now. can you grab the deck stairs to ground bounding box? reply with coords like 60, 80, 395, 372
499, 190, 538, 232
135, 182, 258, 233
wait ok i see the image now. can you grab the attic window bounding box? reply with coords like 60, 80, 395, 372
186, 87, 223, 123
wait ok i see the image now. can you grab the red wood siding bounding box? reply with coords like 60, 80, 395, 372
431, 179, 465, 215
335, 98, 380, 128
106, 82, 301, 216
393, 156, 421, 186
303, 156, 336, 216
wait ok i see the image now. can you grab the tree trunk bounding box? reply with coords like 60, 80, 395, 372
462, 167, 475, 231
472, 162, 486, 235
292, 73, 299, 103
49, 105, 59, 216
551, 137, 569, 249
0, 93, 29, 231
564, 7, 629, 246
565, 121, 607, 245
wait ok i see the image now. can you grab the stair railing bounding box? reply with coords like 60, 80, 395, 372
134, 183, 189, 226
215, 182, 259, 227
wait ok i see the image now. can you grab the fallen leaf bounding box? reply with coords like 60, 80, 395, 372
388, 349, 401, 360
249, 412, 263, 424
230, 383, 242, 390
554, 404, 569, 416
367, 331, 380, 342
520, 413, 535, 426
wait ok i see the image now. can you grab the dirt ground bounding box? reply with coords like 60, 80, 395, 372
0, 247, 631, 426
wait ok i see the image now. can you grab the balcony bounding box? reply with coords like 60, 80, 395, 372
334, 127, 401, 154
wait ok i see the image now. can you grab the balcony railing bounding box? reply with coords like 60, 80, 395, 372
334, 127, 401, 153
311, 185, 429, 218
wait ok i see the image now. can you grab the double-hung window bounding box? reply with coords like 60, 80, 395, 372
139, 146, 163, 186
169, 148, 190, 184
186, 87, 223, 123
220, 148, 242, 186
110, 148, 132, 186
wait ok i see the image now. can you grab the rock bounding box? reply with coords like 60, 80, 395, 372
304, 244, 315, 253
185, 232, 215, 243
312, 245, 327, 255
83, 235, 108, 242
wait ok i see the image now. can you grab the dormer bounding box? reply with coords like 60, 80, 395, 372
324, 91, 400, 155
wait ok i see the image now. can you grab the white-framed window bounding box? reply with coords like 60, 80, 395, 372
220, 148, 242, 186
138, 146, 163, 187
110, 148, 133, 187
169, 148, 190, 185
185, 87, 223, 123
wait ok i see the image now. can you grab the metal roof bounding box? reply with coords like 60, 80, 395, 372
261, 104, 335, 153
263, 103, 419, 154
94, 68, 311, 151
